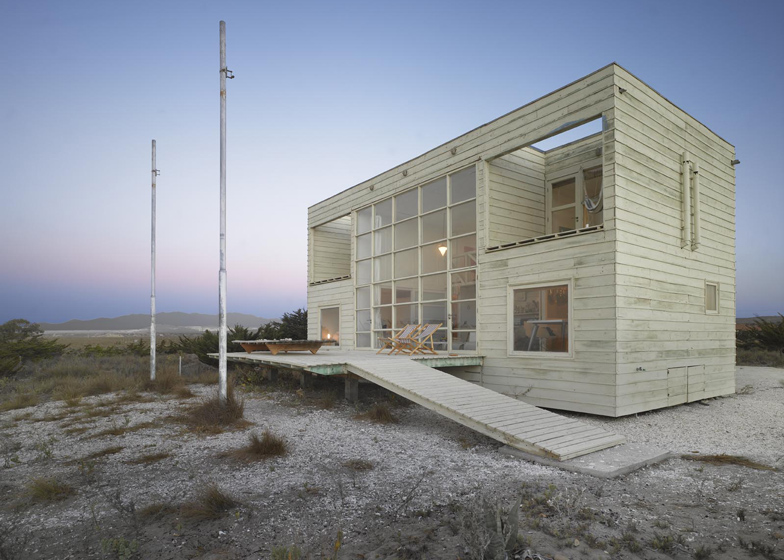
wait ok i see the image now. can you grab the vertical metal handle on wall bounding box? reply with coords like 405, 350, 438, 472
682, 152, 692, 249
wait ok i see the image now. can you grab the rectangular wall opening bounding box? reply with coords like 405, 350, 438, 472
311, 215, 351, 283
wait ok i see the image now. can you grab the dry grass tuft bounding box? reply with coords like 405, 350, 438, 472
25, 477, 75, 503
126, 451, 171, 465
0, 393, 39, 412
343, 458, 374, 471
682, 453, 776, 471
221, 430, 288, 462
138, 501, 178, 519
181, 483, 239, 520
182, 388, 245, 433
82, 445, 124, 460
139, 368, 192, 396
355, 402, 399, 424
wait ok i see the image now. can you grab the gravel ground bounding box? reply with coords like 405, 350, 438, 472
0, 366, 782, 559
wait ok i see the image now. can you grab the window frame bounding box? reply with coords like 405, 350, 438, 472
705, 281, 719, 314
545, 160, 603, 234
319, 306, 341, 347
508, 279, 574, 358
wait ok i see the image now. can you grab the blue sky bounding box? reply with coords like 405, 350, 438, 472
0, 0, 782, 323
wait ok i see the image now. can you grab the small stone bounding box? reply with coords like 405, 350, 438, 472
554, 554, 570, 560
573, 538, 580, 547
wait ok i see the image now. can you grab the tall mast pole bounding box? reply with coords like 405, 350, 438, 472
150, 139, 159, 381
218, 21, 233, 403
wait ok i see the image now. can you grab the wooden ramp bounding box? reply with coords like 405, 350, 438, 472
344, 356, 625, 461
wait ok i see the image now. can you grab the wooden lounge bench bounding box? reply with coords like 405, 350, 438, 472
234, 339, 324, 355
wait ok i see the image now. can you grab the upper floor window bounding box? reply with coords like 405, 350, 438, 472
547, 166, 603, 234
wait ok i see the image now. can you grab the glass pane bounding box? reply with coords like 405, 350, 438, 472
395, 248, 418, 279
374, 282, 393, 305
356, 332, 371, 348
422, 242, 448, 274
373, 255, 392, 281
706, 284, 718, 311
356, 286, 370, 309
395, 189, 418, 222
451, 301, 477, 330
374, 199, 392, 229
395, 278, 419, 303
356, 310, 371, 332
394, 304, 418, 328
356, 233, 371, 259
320, 307, 340, 343
582, 166, 603, 227
373, 331, 392, 349
551, 177, 575, 207
450, 166, 476, 204
450, 235, 476, 269
512, 285, 569, 353
374, 307, 393, 330
431, 329, 448, 351
422, 302, 447, 325
356, 259, 371, 285
421, 209, 446, 243
395, 218, 418, 250
451, 331, 476, 351
450, 200, 476, 236
422, 273, 447, 301
451, 270, 476, 301
422, 177, 447, 213
552, 208, 576, 233
374, 226, 392, 255
357, 207, 372, 234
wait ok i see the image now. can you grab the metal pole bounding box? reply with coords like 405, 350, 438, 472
218, 21, 230, 403
150, 139, 158, 381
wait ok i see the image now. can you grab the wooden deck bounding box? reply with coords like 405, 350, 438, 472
224, 350, 625, 460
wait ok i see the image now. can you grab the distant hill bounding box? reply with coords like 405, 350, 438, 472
736, 315, 780, 325
41, 312, 273, 332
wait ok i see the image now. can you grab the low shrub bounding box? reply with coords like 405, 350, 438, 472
181, 483, 238, 520
25, 477, 75, 502
222, 430, 287, 462
183, 388, 245, 433
355, 403, 398, 424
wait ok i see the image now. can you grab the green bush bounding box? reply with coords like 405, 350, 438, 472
736, 314, 784, 354
255, 309, 308, 340
0, 319, 68, 378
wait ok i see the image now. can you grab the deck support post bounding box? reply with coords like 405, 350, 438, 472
345, 374, 359, 402
266, 368, 278, 382
300, 372, 313, 389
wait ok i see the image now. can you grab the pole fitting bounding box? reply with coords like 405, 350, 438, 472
222, 68, 235, 79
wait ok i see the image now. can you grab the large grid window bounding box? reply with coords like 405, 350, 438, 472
355, 166, 477, 351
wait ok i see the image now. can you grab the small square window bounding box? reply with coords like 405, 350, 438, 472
706, 282, 719, 313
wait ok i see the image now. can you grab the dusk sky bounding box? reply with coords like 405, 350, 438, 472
1, 0, 782, 324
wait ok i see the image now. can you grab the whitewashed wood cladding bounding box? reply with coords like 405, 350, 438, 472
310, 216, 351, 282
487, 148, 545, 245
307, 278, 355, 350
611, 66, 735, 415
307, 63, 736, 417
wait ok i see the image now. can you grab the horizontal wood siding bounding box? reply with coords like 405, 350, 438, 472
476, 231, 618, 416
307, 279, 355, 349
310, 216, 351, 282
487, 149, 545, 245
544, 134, 603, 179
309, 66, 615, 230
612, 67, 736, 415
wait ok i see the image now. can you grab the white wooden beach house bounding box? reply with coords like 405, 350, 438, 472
307, 63, 736, 417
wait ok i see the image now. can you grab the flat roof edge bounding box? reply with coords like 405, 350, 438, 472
309, 63, 619, 211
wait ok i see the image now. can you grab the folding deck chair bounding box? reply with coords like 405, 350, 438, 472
395, 323, 442, 355
376, 324, 420, 354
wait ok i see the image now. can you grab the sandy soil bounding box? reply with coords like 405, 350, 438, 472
0, 367, 782, 560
